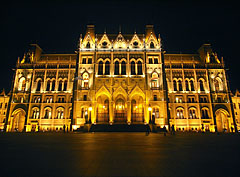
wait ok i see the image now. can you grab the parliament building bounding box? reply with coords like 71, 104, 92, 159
2, 25, 238, 132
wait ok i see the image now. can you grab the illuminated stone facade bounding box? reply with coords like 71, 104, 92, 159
0, 90, 9, 130
4, 25, 237, 132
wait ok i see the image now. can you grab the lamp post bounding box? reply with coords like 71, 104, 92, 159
148, 106, 152, 124
88, 106, 92, 124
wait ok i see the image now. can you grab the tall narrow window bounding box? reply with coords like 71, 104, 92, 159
137, 61, 143, 75
46, 80, 51, 91
58, 81, 63, 91
88, 58, 92, 64
52, 80, 55, 91
114, 61, 119, 75
105, 61, 110, 75
154, 58, 158, 64
190, 80, 195, 91
173, 80, 177, 91
185, 80, 189, 91
63, 80, 67, 91
178, 80, 182, 91
200, 80, 204, 91
36, 80, 41, 92
98, 61, 103, 75
131, 61, 136, 75
149, 58, 153, 64
215, 79, 220, 92
82, 58, 86, 64
121, 61, 126, 75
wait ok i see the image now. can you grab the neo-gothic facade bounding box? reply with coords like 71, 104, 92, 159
3, 25, 238, 132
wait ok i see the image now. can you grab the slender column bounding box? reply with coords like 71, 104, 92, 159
127, 101, 131, 123
109, 101, 114, 123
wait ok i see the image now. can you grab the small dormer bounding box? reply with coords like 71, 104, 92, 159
113, 33, 127, 49
81, 25, 95, 49
129, 33, 143, 49
98, 33, 111, 49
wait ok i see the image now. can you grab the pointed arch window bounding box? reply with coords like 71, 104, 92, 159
131, 61, 136, 75
86, 42, 90, 48
18, 77, 26, 91
137, 61, 143, 75
98, 61, 103, 75
150, 42, 155, 48
105, 61, 110, 75
114, 61, 119, 75
121, 61, 126, 75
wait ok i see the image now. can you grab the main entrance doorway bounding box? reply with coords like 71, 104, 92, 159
97, 99, 109, 123
131, 99, 144, 123
114, 98, 127, 122
11, 109, 26, 132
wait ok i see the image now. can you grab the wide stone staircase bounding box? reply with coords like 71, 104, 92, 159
88, 124, 149, 132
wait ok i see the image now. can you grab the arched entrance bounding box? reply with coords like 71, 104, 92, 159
96, 96, 109, 123
114, 98, 127, 122
131, 96, 144, 123
11, 109, 26, 132
215, 109, 229, 132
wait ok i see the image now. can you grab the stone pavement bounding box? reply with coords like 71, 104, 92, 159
0, 132, 240, 177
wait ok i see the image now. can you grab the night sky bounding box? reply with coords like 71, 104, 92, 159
1, 0, 240, 93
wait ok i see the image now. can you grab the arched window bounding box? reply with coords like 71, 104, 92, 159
150, 42, 155, 48
185, 80, 189, 91
114, 61, 119, 75
137, 61, 143, 75
46, 80, 51, 91
190, 80, 195, 91
44, 108, 52, 119
56, 108, 64, 119
63, 80, 67, 91
32, 108, 40, 119
82, 73, 89, 88
58, 80, 63, 91
86, 42, 90, 48
199, 80, 204, 91
18, 77, 26, 91
202, 109, 209, 119
121, 61, 126, 75
131, 61, 136, 75
189, 108, 196, 119
214, 79, 220, 92
173, 80, 177, 91
178, 80, 182, 91
151, 73, 158, 88
51, 80, 55, 91
98, 61, 103, 75
36, 80, 41, 92
176, 108, 184, 119
105, 61, 110, 75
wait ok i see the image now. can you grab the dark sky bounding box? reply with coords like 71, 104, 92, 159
1, 0, 240, 93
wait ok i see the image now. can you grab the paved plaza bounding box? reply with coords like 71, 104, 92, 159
0, 132, 240, 177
